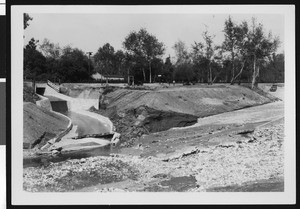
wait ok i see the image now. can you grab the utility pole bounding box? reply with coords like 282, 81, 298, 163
87, 52, 93, 74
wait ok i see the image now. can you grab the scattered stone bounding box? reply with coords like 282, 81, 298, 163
217, 143, 235, 148
237, 129, 255, 135
248, 137, 257, 143
80, 158, 86, 163
51, 150, 60, 155
153, 173, 168, 179
113, 188, 126, 192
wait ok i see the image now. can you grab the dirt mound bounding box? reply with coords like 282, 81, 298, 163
89, 105, 198, 147
23, 103, 69, 149
104, 85, 276, 118
92, 84, 278, 147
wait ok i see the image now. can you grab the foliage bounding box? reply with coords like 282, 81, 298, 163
174, 62, 195, 82
160, 56, 174, 83
173, 40, 190, 65
244, 18, 280, 88
23, 18, 283, 85
39, 38, 62, 59
191, 30, 222, 84
24, 13, 32, 30
24, 38, 46, 81
24, 38, 94, 83
93, 43, 126, 77
259, 53, 284, 83
123, 28, 165, 83
58, 48, 94, 82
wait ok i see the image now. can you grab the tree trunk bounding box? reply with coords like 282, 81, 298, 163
211, 75, 217, 84
209, 63, 212, 85
149, 62, 152, 83
230, 60, 246, 85
142, 68, 146, 82
251, 57, 259, 89
231, 51, 235, 83
207, 69, 210, 85
211, 69, 223, 84
127, 68, 130, 85
33, 78, 36, 93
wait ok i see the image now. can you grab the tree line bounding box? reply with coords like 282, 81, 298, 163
24, 14, 284, 88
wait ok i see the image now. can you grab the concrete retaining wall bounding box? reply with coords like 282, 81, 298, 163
44, 85, 98, 111
52, 111, 73, 142
36, 95, 52, 111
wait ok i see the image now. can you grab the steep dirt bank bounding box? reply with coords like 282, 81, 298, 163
23, 102, 69, 149
103, 85, 278, 117
92, 84, 278, 147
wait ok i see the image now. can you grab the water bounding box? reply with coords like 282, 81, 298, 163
23, 145, 119, 168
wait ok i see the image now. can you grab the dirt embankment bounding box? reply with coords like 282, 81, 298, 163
23, 102, 70, 149
92, 84, 278, 147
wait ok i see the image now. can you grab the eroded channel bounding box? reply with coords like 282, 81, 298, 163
23, 96, 117, 168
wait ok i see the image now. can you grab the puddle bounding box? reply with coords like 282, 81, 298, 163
23, 142, 123, 168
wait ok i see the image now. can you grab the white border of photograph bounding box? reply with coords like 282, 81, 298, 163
11, 5, 295, 205
0, 4, 6, 209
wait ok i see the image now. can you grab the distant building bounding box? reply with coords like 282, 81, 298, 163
92, 73, 125, 82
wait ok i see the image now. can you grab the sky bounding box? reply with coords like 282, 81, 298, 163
24, 13, 284, 62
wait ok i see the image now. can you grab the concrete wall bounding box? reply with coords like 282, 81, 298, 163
44, 85, 98, 111
36, 95, 52, 111
75, 110, 115, 133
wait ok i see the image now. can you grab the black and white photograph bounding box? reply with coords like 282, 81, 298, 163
10, 4, 295, 205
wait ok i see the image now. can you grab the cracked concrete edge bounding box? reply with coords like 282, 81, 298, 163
74, 110, 115, 134
40, 110, 73, 151
35, 94, 52, 111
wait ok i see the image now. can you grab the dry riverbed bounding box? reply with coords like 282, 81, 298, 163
23, 117, 284, 192
23, 84, 284, 192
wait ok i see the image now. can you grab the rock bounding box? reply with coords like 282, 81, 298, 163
118, 112, 126, 118
217, 142, 235, 148
113, 188, 126, 192
137, 114, 146, 121
248, 137, 257, 143
51, 150, 60, 155
80, 158, 86, 163
200, 147, 210, 153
